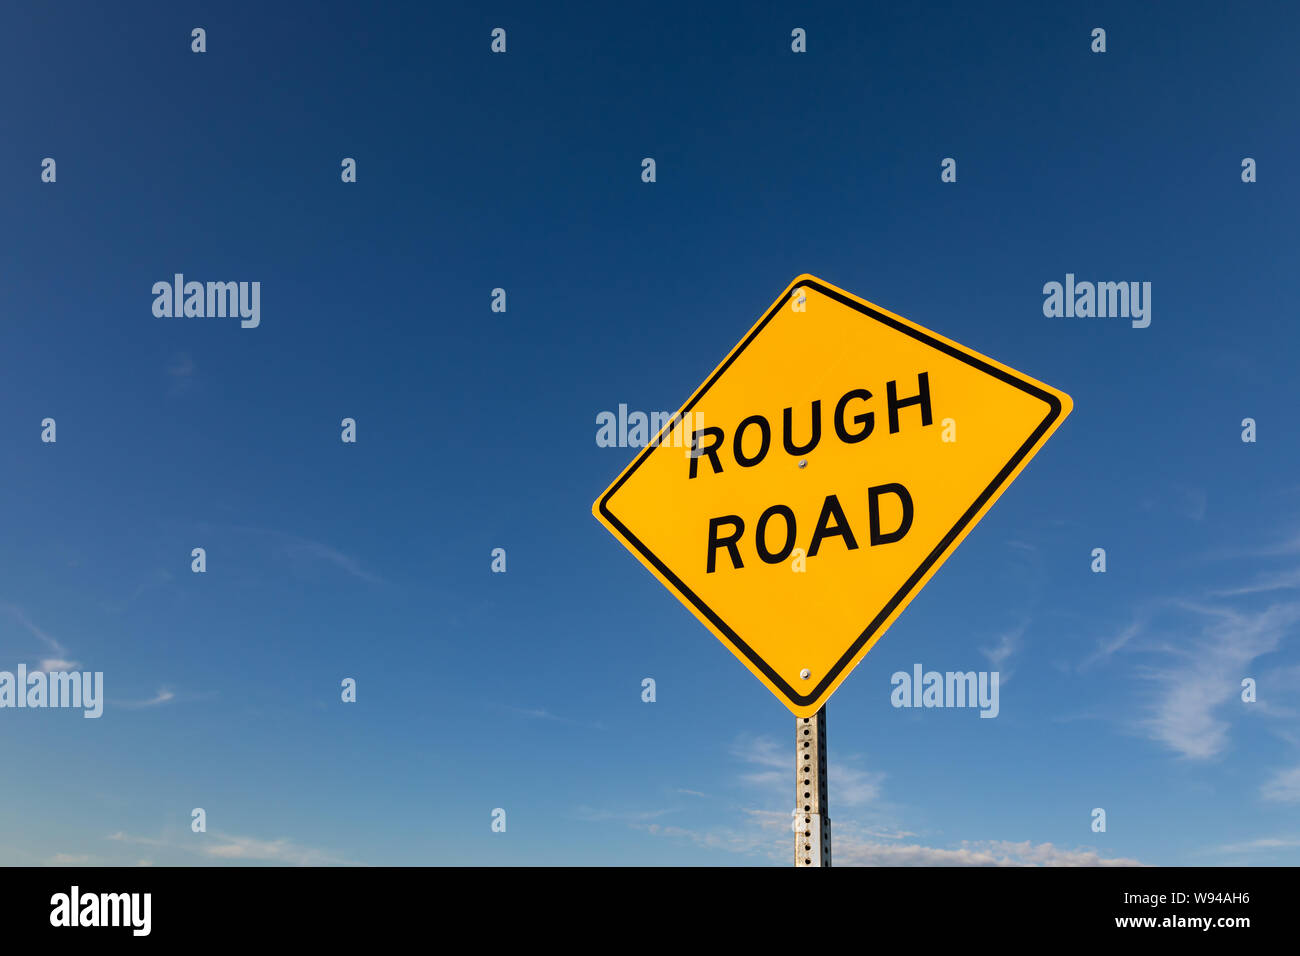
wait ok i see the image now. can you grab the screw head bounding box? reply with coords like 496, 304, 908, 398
797, 459, 808, 469
799, 668, 811, 680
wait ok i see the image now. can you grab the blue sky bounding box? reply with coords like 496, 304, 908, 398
2, 0, 1299, 866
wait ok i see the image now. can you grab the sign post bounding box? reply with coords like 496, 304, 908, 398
796, 707, 830, 866
593, 275, 1072, 862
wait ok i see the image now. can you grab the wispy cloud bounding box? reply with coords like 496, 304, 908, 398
575, 806, 678, 823
1261, 765, 1300, 804
1214, 835, 1300, 854
1, 602, 79, 672
108, 830, 357, 866
104, 568, 175, 615
498, 704, 605, 730
166, 352, 197, 396
167, 353, 195, 379
1086, 587, 1300, 760
1203, 529, 1300, 562
731, 734, 790, 789
634, 808, 788, 859
731, 734, 884, 807
982, 630, 1019, 668
635, 813, 1145, 866
981, 620, 1028, 682
624, 739, 1144, 866
1081, 616, 1148, 670
107, 832, 169, 848
834, 766, 885, 807
231, 527, 386, 586
115, 688, 177, 709
1212, 568, 1300, 597
1140, 484, 1207, 522
282, 537, 384, 585
1133, 601, 1300, 759
830, 836, 1146, 867
860, 826, 918, 840
200, 834, 354, 866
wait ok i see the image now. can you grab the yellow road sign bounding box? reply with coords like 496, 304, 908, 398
593, 275, 1072, 717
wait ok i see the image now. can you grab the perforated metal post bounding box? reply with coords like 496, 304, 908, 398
795, 706, 831, 866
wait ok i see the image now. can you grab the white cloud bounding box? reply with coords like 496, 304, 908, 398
1082, 617, 1145, 669
982, 630, 1019, 667
167, 353, 195, 379
1215, 836, 1300, 853
631, 738, 1144, 866
574, 805, 677, 823
831, 837, 1145, 867
116, 688, 176, 709
498, 704, 604, 730
731, 735, 786, 769
201, 834, 352, 866
981, 620, 1029, 682
108, 830, 356, 866
1204, 529, 1300, 561
832, 765, 885, 807
1142, 602, 1300, 759
227, 526, 386, 586
1261, 766, 1300, 804
637, 815, 1145, 866
1, 603, 74, 665
1213, 568, 1300, 597
733, 734, 885, 806
284, 538, 384, 585
731, 734, 789, 788
1094, 600, 1300, 759
107, 831, 168, 847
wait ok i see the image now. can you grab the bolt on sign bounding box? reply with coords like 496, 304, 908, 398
593, 275, 1072, 717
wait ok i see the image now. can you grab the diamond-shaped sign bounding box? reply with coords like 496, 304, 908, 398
593, 275, 1072, 716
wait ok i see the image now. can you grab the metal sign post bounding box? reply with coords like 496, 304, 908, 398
795, 707, 830, 866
